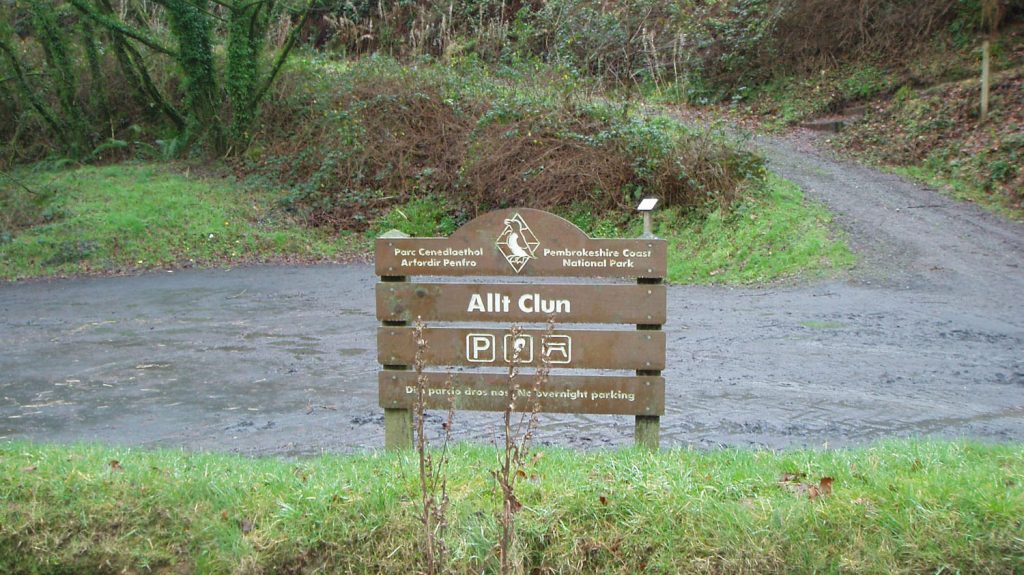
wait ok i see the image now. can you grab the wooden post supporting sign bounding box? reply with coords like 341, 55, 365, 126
375, 208, 668, 449
378, 229, 414, 450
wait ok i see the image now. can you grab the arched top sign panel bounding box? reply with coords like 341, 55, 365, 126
375, 208, 666, 278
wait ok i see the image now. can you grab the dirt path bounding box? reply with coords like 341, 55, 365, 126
2, 136, 1022, 454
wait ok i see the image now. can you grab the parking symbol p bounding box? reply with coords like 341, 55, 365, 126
466, 334, 496, 362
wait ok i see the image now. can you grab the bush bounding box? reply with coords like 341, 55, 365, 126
240, 55, 763, 232
373, 196, 458, 237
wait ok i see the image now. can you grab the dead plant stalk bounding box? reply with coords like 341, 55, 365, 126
495, 321, 551, 574
413, 318, 453, 575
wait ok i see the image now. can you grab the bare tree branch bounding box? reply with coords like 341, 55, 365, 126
0, 36, 67, 141
251, 0, 313, 106
69, 0, 177, 57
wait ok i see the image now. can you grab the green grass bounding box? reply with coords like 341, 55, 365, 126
1, 161, 853, 285
660, 174, 855, 284
0, 163, 360, 280
1, 440, 1021, 574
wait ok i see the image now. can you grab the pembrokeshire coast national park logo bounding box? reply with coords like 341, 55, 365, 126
496, 213, 539, 273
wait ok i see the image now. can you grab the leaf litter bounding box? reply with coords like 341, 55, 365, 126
779, 472, 834, 499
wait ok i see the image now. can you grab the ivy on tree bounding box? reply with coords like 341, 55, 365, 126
0, 0, 312, 159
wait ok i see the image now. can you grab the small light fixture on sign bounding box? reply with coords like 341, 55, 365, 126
636, 198, 659, 237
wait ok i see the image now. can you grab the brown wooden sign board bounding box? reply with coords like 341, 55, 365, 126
377, 282, 667, 324
379, 326, 665, 371
380, 372, 665, 416
374, 207, 668, 449
375, 208, 667, 278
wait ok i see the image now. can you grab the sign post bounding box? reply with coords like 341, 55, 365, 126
635, 197, 662, 448
378, 229, 414, 450
375, 208, 667, 449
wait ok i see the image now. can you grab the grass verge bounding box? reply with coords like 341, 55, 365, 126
1, 161, 852, 284
561, 172, 855, 284
0, 163, 360, 281
1, 440, 1021, 574
658, 174, 854, 284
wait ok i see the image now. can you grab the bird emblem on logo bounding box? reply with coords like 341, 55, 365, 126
496, 213, 540, 273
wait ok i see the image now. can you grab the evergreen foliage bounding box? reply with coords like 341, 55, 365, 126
0, 0, 311, 163
163, 0, 223, 154
226, 1, 272, 144
29, 0, 88, 154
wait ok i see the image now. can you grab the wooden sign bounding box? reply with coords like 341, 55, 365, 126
377, 283, 667, 324
375, 208, 667, 449
376, 208, 666, 278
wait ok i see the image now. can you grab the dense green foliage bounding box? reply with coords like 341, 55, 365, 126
2, 440, 1022, 573
4, 0, 1020, 165
295, 0, 1024, 98
0, 0, 310, 162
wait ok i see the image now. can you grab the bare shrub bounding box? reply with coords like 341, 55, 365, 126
684, 0, 972, 97
347, 76, 480, 198
245, 60, 761, 230
247, 63, 482, 230
492, 322, 548, 574
412, 319, 455, 575
461, 119, 634, 213
297, 0, 526, 58
772, 0, 960, 71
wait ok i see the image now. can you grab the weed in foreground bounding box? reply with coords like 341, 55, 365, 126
412, 319, 454, 575
494, 322, 551, 574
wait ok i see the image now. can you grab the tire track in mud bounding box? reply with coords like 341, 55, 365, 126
1, 137, 1022, 453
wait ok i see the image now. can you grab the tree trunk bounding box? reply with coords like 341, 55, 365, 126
163, 0, 225, 155
226, 0, 270, 147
